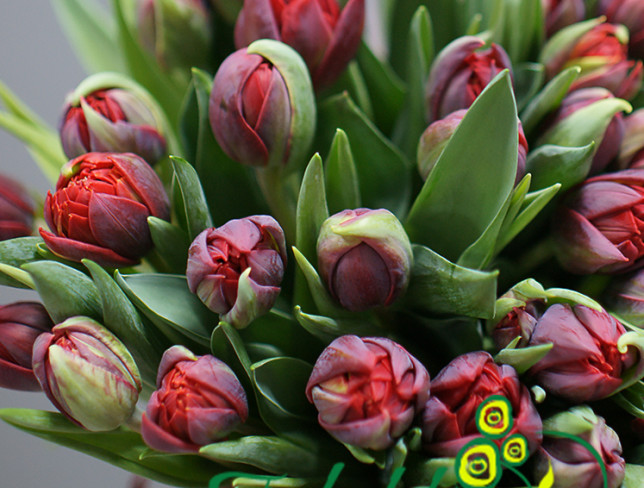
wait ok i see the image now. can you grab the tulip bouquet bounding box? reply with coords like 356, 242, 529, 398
4, 0, 644, 487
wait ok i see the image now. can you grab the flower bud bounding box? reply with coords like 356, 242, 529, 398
0, 302, 53, 391
425, 36, 512, 123
305, 335, 430, 450
0, 173, 34, 241
40, 152, 170, 268
534, 406, 625, 488
32, 316, 142, 431
186, 215, 287, 328
599, 0, 644, 59
234, 0, 365, 90
542, 0, 586, 38
60, 75, 168, 165
317, 208, 413, 312
552, 167, 644, 274
137, 0, 213, 79
417, 110, 527, 184
422, 351, 542, 457
209, 42, 315, 170
616, 108, 644, 170
606, 268, 644, 325
541, 21, 643, 100
141, 345, 248, 453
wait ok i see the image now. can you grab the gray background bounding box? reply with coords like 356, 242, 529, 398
0, 2, 169, 487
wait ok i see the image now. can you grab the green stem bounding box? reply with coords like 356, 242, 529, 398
256, 166, 298, 243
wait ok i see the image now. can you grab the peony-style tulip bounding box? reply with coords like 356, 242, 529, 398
60, 75, 167, 165
417, 110, 527, 184
137, 0, 213, 79
234, 0, 365, 90
317, 208, 413, 312
40, 152, 170, 268
32, 316, 142, 431
305, 335, 430, 450
534, 407, 626, 488
141, 346, 248, 453
551, 167, 644, 274
209, 43, 315, 170
542, 0, 585, 38
425, 36, 512, 123
186, 215, 287, 328
422, 351, 542, 457
541, 21, 643, 100
0, 302, 53, 391
599, 0, 644, 59
0, 173, 34, 241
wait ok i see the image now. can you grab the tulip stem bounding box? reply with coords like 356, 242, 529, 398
256, 167, 298, 243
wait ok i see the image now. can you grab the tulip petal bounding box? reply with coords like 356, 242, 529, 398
0, 359, 41, 391
113, 153, 170, 219
234, 0, 281, 49
141, 412, 200, 453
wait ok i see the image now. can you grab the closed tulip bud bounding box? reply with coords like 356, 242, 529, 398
141, 345, 248, 453
422, 351, 542, 457
32, 316, 142, 431
317, 208, 412, 312
552, 168, 644, 274
0, 302, 53, 391
425, 36, 512, 123
60, 75, 168, 165
617, 108, 644, 169
542, 0, 585, 38
417, 110, 527, 184
541, 20, 643, 100
599, 0, 644, 59
234, 0, 365, 90
40, 152, 170, 268
305, 335, 430, 450
186, 215, 287, 328
525, 303, 638, 402
0, 173, 34, 241
534, 407, 625, 488
138, 0, 213, 79
209, 41, 315, 170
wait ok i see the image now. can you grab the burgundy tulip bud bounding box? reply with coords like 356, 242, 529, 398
417, 110, 527, 184
534, 406, 625, 488
60, 74, 168, 165
317, 208, 413, 312
526, 303, 639, 402
599, 0, 644, 60
138, 0, 213, 79
186, 215, 287, 328
617, 108, 644, 170
141, 345, 248, 453
541, 20, 643, 100
40, 152, 170, 268
0, 173, 34, 241
305, 335, 430, 450
234, 0, 365, 90
542, 0, 586, 38
32, 316, 142, 431
209, 41, 316, 171
425, 36, 512, 123
422, 351, 542, 457
551, 167, 644, 274
0, 302, 53, 391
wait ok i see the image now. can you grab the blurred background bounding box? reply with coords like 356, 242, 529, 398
0, 2, 167, 487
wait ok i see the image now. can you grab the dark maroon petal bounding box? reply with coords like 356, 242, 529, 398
0, 359, 41, 391
233, 0, 281, 49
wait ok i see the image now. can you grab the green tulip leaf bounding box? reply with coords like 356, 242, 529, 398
486, 0, 544, 64
293, 306, 379, 343
200, 436, 323, 477
526, 143, 596, 192
624, 464, 644, 488
339, 62, 374, 121
520, 66, 581, 135
403, 244, 498, 319
494, 339, 554, 374
0, 237, 43, 288
52, 0, 125, 74
318, 92, 411, 218
324, 129, 361, 215
147, 216, 190, 274
295, 154, 329, 266
392, 6, 434, 160
170, 155, 213, 240
116, 272, 215, 346
405, 71, 518, 260
22, 261, 102, 323
0, 409, 216, 487
514, 62, 545, 111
